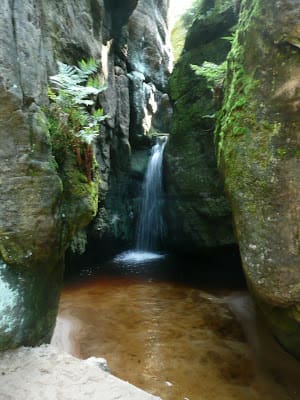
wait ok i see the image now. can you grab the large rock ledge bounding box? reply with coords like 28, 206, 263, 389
0, 345, 160, 400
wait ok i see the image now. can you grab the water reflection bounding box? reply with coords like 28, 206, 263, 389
53, 259, 300, 400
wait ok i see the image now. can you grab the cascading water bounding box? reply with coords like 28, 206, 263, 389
136, 136, 167, 251
114, 136, 168, 264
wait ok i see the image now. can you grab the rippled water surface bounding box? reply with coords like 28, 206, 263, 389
53, 256, 300, 400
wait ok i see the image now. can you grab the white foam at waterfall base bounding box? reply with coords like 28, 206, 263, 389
113, 250, 165, 265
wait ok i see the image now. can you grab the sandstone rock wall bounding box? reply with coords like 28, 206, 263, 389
92, 0, 173, 249
164, 0, 237, 255
216, 0, 300, 358
0, 0, 172, 348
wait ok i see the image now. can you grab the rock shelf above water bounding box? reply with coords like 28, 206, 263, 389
0, 345, 160, 400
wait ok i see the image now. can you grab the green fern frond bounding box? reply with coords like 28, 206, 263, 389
86, 75, 106, 92
78, 58, 98, 77
48, 58, 108, 147
76, 126, 99, 144
93, 108, 108, 122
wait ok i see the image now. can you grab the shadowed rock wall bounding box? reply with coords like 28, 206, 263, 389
164, 0, 238, 255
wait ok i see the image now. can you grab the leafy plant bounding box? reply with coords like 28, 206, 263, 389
190, 61, 227, 89
47, 58, 108, 181
48, 58, 107, 143
222, 33, 236, 43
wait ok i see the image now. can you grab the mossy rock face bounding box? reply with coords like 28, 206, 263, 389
0, 92, 64, 349
165, 1, 238, 254
184, 1, 237, 50
216, 0, 300, 358
254, 292, 300, 360
52, 144, 99, 248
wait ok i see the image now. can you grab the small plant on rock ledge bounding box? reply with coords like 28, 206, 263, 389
190, 61, 227, 90
47, 58, 108, 181
191, 61, 227, 109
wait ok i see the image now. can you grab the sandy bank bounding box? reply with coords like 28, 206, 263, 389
0, 345, 160, 400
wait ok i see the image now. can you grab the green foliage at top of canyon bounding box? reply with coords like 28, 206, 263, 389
171, 0, 236, 60
182, 0, 238, 28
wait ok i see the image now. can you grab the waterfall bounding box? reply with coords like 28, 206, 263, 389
114, 136, 168, 264
136, 136, 167, 251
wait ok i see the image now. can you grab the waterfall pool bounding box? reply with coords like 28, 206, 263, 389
53, 256, 300, 400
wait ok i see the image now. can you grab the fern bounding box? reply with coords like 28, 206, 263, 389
50, 59, 106, 109
47, 58, 110, 181
78, 58, 98, 78
76, 110, 108, 144
48, 58, 108, 144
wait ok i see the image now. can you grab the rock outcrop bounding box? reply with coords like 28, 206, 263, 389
0, 0, 112, 349
91, 0, 173, 250
164, 0, 237, 254
0, 345, 160, 400
216, 0, 300, 358
0, 0, 172, 348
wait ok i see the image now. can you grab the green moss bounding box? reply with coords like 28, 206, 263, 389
215, 52, 259, 161
169, 37, 231, 101
232, 126, 247, 136
46, 71, 101, 250
277, 148, 287, 158
59, 151, 99, 244
70, 229, 88, 255
169, 35, 233, 145
214, 0, 286, 225
171, 19, 187, 62
190, 61, 227, 89
213, 0, 300, 360
254, 294, 300, 360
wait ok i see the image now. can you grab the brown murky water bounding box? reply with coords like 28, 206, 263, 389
53, 258, 300, 400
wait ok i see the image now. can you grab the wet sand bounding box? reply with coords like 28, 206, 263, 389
52, 275, 300, 400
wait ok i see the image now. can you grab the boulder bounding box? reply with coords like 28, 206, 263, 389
216, 0, 300, 358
